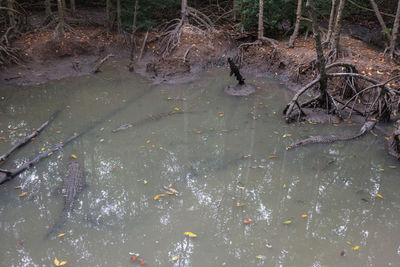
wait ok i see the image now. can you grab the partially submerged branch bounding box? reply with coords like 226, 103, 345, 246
0, 111, 59, 162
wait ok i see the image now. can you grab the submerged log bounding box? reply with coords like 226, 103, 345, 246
0, 111, 59, 162
388, 120, 400, 160
112, 110, 191, 133
0, 133, 81, 184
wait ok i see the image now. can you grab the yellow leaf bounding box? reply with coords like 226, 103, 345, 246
172, 256, 178, 261
174, 107, 180, 111
117, 201, 121, 205
18, 192, 27, 197
353, 246, 360, 251
154, 194, 165, 200
146, 140, 150, 144
56, 130, 62, 134
184, 232, 197, 237
59, 261, 67, 266
41, 147, 45, 151
57, 233, 66, 238
219, 113, 224, 117
282, 134, 291, 138
14, 186, 21, 189
54, 258, 60, 266
71, 154, 77, 159
268, 155, 278, 159
379, 168, 384, 172
377, 194, 383, 199
143, 180, 148, 184
370, 130, 378, 137
236, 202, 246, 207
301, 214, 308, 218
346, 241, 352, 245
100, 139, 104, 142
48, 152, 53, 156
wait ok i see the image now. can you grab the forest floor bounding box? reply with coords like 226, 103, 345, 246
1, 10, 400, 94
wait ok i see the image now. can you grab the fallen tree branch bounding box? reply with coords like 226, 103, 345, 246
0, 111, 59, 162
92, 54, 114, 73
347, 0, 395, 18
0, 132, 80, 184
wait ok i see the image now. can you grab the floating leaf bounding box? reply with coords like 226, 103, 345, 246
174, 107, 180, 111
57, 233, 66, 238
154, 194, 165, 200
18, 192, 27, 197
48, 152, 53, 156
283, 184, 287, 189
283, 220, 292, 225
172, 256, 178, 261
100, 139, 104, 142
353, 246, 360, 251
184, 232, 197, 237
59, 261, 67, 266
370, 130, 378, 136
139, 260, 146, 265
376, 194, 383, 199
236, 202, 246, 207
143, 180, 148, 184
41, 147, 45, 151
54, 258, 60, 266
195, 130, 202, 134
268, 155, 278, 159
256, 255, 266, 260
14, 186, 21, 189
117, 201, 121, 205
219, 113, 224, 117
130, 255, 138, 262
301, 214, 308, 218
146, 140, 150, 144
243, 219, 253, 224
71, 154, 77, 159
379, 168, 384, 172
340, 250, 345, 256
385, 136, 392, 140
346, 241, 352, 245
388, 166, 397, 169
286, 146, 293, 150
56, 130, 61, 134
282, 134, 291, 138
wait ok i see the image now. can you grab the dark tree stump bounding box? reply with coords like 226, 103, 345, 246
225, 58, 256, 97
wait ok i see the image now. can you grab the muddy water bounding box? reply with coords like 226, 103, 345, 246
0, 64, 400, 267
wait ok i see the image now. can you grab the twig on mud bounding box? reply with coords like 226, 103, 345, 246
138, 30, 149, 63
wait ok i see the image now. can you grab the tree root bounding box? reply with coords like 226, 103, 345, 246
284, 63, 400, 122
158, 7, 214, 57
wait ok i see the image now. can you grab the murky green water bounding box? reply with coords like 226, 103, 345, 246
1, 63, 400, 267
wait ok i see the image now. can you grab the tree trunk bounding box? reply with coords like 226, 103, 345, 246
288, 0, 303, 48
233, 0, 237, 21
330, 0, 346, 60
324, 0, 337, 43
129, 0, 139, 72
106, 0, 112, 32
57, 0, 65, 35
7, 0, 15, 27
45, 0, 51, 16
62, 0, 66, 11
117, 0, 121, 34
258, 0, 264, 39
306, 0, 329, 107
181, 0, 188, 24
369, 0, 391, 45
389, 0, 400, 58
70, 0, 76, 16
